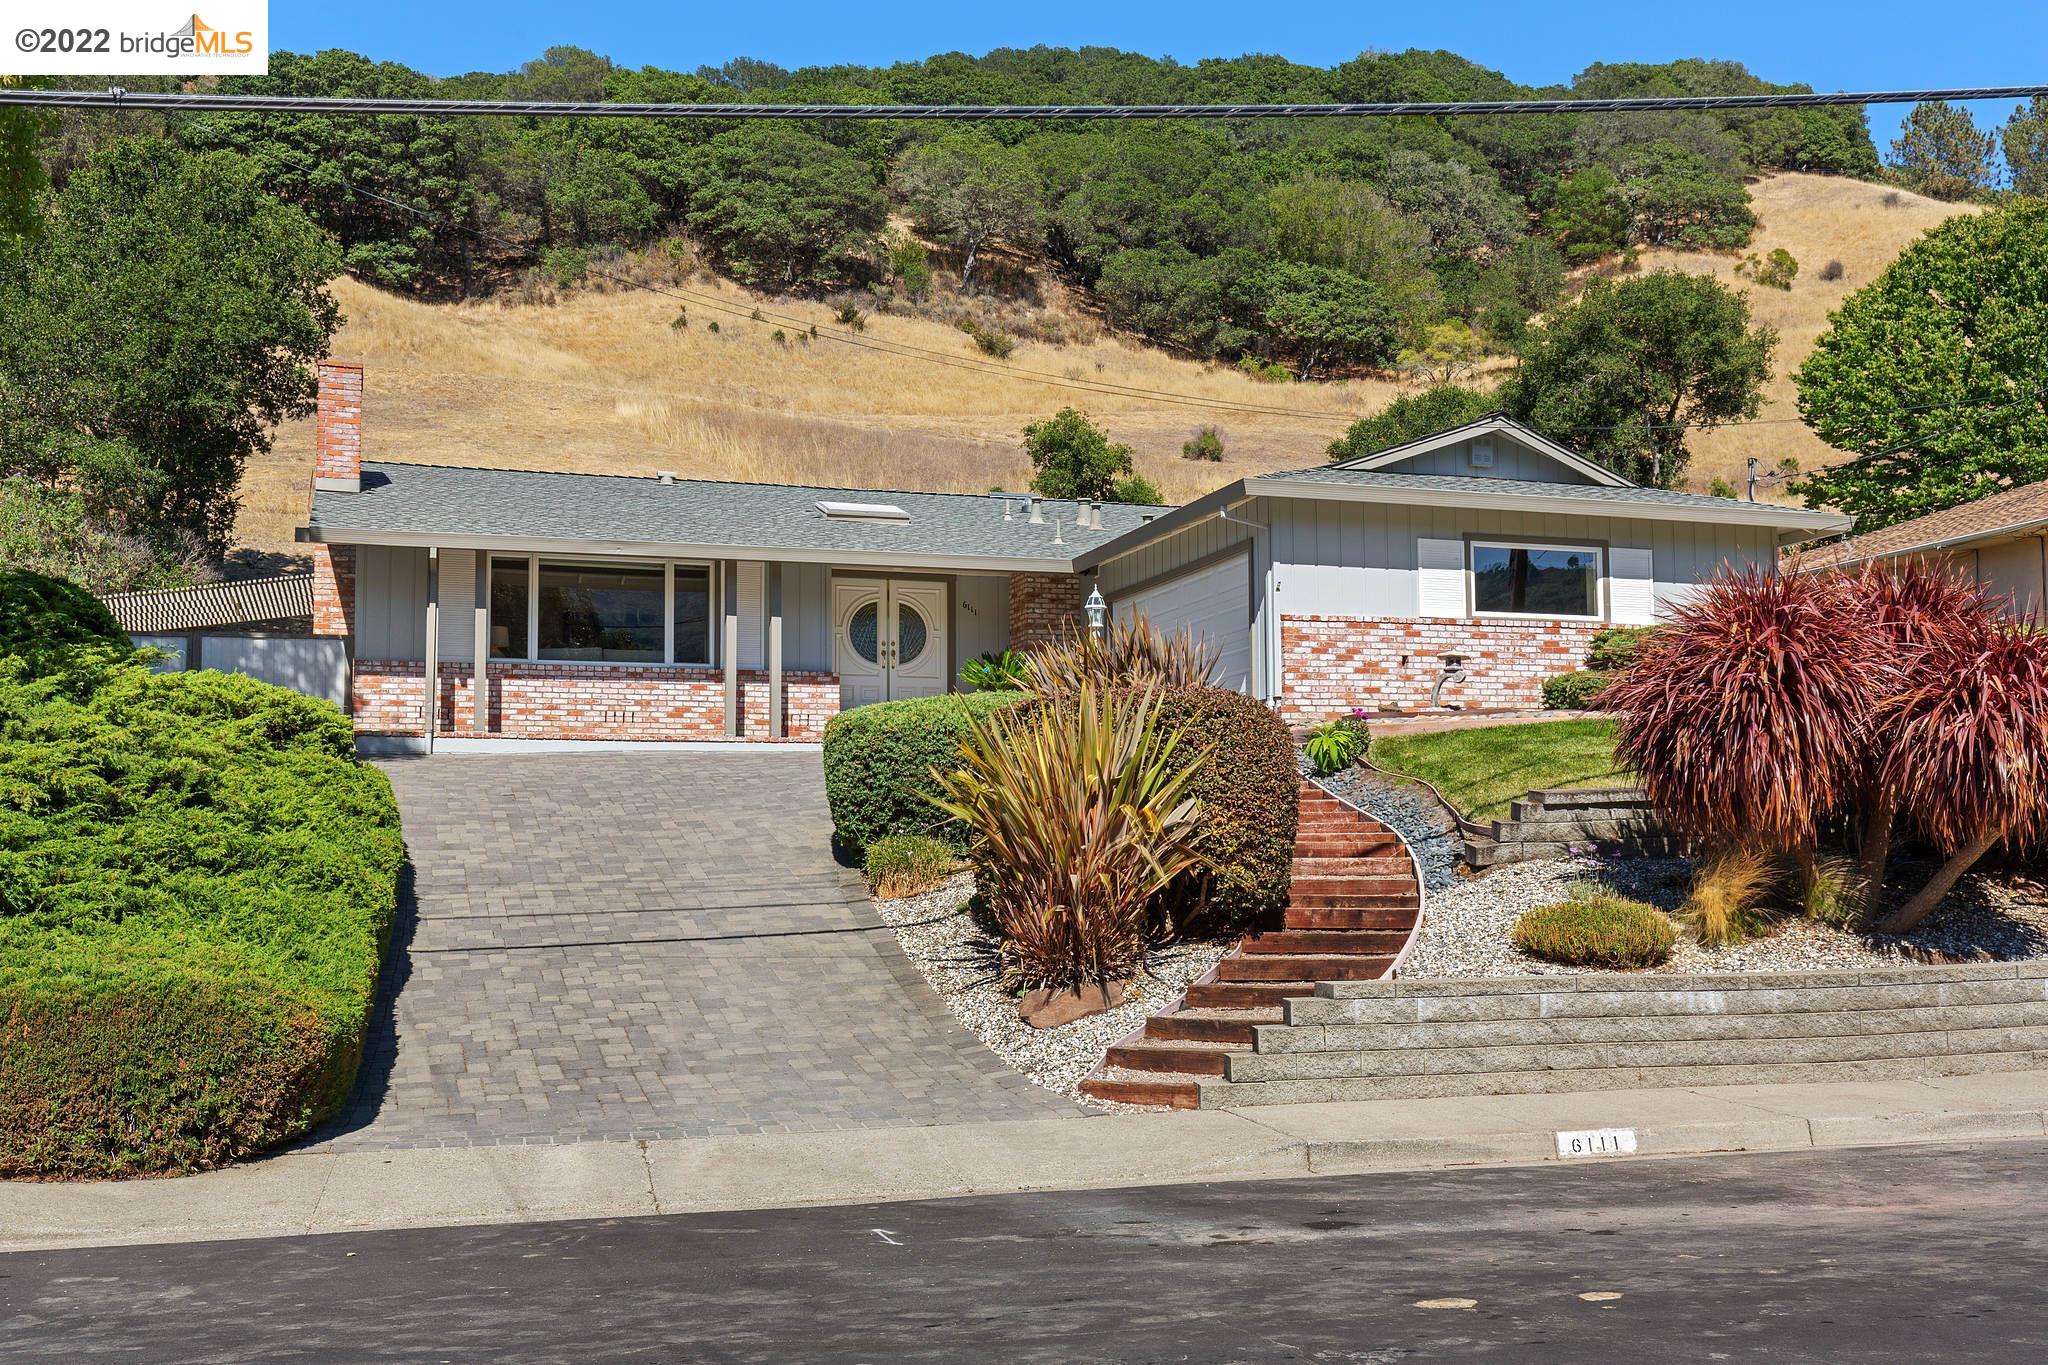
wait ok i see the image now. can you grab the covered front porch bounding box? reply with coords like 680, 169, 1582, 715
324, 542, 1081, 749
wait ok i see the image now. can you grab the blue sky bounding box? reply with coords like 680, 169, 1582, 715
271, 1, 2044, 157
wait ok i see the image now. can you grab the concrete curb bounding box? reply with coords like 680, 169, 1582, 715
7, 1071, 2048, 1253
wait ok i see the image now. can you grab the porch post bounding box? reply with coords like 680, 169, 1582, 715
472, 554, 489, 734
722, 559, 739, 738
768, 563, 785, 739
423, 546, 440, 754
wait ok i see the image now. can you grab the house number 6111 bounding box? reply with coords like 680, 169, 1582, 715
1555, 1127, 1638, 1158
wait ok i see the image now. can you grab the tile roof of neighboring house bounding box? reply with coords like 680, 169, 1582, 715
307, 462, 1163, 572
100, 573, 314, 633
1797, 480, 2048, 570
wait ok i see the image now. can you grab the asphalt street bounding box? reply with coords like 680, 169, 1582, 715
4, 1139, 2046, 1363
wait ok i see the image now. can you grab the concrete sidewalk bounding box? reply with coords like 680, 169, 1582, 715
8, 1069, 2048, 1253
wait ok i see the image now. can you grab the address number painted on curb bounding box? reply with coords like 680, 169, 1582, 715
1556, 1127, 1639, 1158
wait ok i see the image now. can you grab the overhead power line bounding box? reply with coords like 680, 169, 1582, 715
6, 83, 2048, 121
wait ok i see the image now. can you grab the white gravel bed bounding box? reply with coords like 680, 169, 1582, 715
1405, 854, 2048, 979
872, 873, 1229, 1104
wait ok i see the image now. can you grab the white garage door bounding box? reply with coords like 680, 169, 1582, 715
1111, 551, 1252, 693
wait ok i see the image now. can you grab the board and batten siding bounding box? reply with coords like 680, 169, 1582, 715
1092, 513, 1256, 599
354, 544, 430, 660
1263, 496, 1775, 620
1368, 433, 1599, 484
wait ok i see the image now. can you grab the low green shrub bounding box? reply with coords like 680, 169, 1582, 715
0, 566, 129, 658
1587, 625, 1658, 673
1511, 889, 1676, 969
821, 690, 1025, 856
1304, 713, 1370, 775
959, 649, 1029, 691
1146, 684, 1298, 933
863, 834, 958, 899
1542, 670, 1613, 711
0, 653, 402, 1176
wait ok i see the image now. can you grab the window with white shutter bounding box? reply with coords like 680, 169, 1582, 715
1608, 547, 1657, 624
1417, 537, 1467, 617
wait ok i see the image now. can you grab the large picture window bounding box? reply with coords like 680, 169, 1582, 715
1471, 542, 1602, 619
488, 557, 716, 665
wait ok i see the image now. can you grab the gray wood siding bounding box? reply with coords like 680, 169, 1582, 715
782, 562, 832, 671
1093, 514, 1254, 598
953, 573, 1008, 674
356, 544, 429, 660
1370, 433, 1599, 484
1265, 496, 1777, 621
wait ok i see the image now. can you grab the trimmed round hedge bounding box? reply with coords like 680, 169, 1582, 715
1511, 891, 1675, 969
0, 631, 402, 1177
821, 690, 1026, 856
1144, 685, 1298, 933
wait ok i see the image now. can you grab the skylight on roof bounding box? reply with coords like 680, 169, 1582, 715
816, 500, 911, 523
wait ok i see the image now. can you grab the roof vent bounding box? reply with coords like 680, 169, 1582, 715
656, 470, 677, 486
1086, 500, 1104, 530
1028, 496, 1043, 525
816, 500, 911, 523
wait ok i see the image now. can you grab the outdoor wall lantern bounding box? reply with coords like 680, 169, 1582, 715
1084, 583, 1108, 639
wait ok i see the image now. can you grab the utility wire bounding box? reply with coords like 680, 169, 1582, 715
9, 84, 2048, 121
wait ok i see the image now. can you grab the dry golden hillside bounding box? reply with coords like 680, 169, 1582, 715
238, 171, 1976, 552
1637, 172, 1977, 494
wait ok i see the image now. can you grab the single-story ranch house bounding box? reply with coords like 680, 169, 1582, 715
300, 361, 1851, 748
1799, 477, 2048, 619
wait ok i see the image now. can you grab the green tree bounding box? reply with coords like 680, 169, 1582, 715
682, 125, 887, 290
1265, 176, 1441, 332
1794, 202, 2048, 530
0, 140, 342, 553
1397, 321, 1483, 384
1023, 408, 1142, 501
1502, 271, 1775, 486
1095, 245, 1257, 356
1541, 165, 1630, 262
893, 135, 1044, 291
1246, 261, 1400, 379
1326, 384, 1496, 462
0, 78, 49, 243
1888, 100, 1997, 201
2004, 97, 2048, 198
1470, 238, 1566, 349
1609, 141, 1755, 249
1378, 151, 1521, 261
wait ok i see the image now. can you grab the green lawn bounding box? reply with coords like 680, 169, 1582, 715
1368, 718, 1631, 824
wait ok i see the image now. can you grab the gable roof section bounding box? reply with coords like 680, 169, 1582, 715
1329, 413, 1634, 488
1798, 479, 2048, 570
1075, 468, 1852, 571
306, 462, 1163, 573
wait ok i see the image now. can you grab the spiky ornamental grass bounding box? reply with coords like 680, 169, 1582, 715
1607, 568, 1890, 854
1877, 621, 2048, 931
1021, 616, 1220, 697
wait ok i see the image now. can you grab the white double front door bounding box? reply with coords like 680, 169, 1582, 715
833, 578, 949, 708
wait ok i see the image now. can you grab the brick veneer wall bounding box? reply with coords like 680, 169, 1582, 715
352, 660, 840, 741
1009, 572, 1084, 652
311, 544, 356, 638
1279, 614, 1600, 723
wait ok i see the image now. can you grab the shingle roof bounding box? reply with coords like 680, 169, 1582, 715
308, 462, 1162, 570
1246, 467, 1852, 530
1799, 479, 2048, 570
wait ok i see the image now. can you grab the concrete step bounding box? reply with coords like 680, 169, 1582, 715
1289, 971, 2048, 1025
1106, 1039, 1247, 1077
1219, 954, 1396, 982
1261, 1000, 2048, 1053
1185, 980, 1320, 1009
1227, 1022, 2048, 1083
1283, 905, 1419, 931
1145, 1008, 1278, 1045
1240, 929, 1412, 956
1198, 1048, 2048, 1108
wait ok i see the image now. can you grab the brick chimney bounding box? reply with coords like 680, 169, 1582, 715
312, 359, 364, 493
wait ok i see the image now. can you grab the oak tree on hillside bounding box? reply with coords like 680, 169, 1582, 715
0, 79, 47, 244
0, 140, 341, 555
1888, 100, 1998, 201
893, 135, 1044, 291
1794, 202, 2048, 530
1326, 384, 1496, 463
681, 125, 887, 290
1245, 262, 1400, 379
1501, 270, 1775, 487
1022, 408, 1156, 504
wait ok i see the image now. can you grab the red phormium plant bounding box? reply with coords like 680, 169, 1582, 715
1606, 567, 1892, 852
1875, 621, 2048, 932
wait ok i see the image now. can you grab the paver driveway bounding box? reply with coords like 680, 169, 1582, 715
316, 750, 1082, 1148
